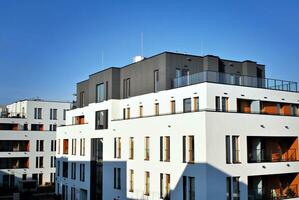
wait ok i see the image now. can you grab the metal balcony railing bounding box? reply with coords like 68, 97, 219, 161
0, 112, 26, 119
248, 184, 298, 200
248, 148, 297, 163
171, 71, 298, 92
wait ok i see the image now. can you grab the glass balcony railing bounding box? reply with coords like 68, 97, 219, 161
171, 71, 298, 92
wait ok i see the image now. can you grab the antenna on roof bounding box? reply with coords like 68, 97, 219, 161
141, 32, 144, 57
201, 40, 203, 56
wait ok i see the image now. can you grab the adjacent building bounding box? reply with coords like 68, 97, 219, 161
56, 52, 299, 200
0, 99, 71, 194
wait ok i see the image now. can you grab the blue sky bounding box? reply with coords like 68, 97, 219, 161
0, 0, 299, 104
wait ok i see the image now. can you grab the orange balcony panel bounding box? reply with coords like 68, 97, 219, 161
280, 104, 291, 115
261, 102, 278, 115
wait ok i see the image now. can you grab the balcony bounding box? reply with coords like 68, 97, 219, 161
0, 123, 19, 130
248, 173, 299, 200
0, 157, 29, 169
72, 115, 85, 125
0, 112, 26, 119
248, 137, 298, 163
237, 99, 299, 117
0, 140, 30, 152
171, 71, 298, 92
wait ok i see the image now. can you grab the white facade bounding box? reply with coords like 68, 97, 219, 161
0, 99, 71, 190
56, 82, 299, 200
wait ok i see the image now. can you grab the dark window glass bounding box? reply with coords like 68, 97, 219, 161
96, 83, 105, 103
183, 98, 191, 113
95, 110, 108, 129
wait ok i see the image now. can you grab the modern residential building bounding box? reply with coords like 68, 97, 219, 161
0, 99, 71, 194
56, 51, 299, 200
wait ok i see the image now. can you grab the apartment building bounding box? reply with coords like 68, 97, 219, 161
0, 99, 71, 194
56, 52, 299, 200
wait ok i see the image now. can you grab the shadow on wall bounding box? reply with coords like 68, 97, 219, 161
0, 170, 56, 200
56, 159, 248, 200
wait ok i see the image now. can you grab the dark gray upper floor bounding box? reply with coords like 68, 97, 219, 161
76, 51, 266, 108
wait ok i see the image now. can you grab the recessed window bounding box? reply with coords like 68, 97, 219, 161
95, 110, 108, 129
96, 83, 105, 103
183, 98, 191, 113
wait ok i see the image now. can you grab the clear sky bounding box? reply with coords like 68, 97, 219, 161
0, 0, 299, 104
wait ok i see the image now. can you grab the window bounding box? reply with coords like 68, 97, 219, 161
96, 83, 105, 103
58, 139, 60, 154
34, 108, 42, 119
36, 140, 44, 152
193, 97, 199, 111
71, 162, 76, 180
123, 78, 131, 98
50, 173, 55, 183
72, 139, 76, 155
227, 177, 240, 200
22, 174, 26, 180
63, 109, 67, 120
80, 138, 85, 156
222, 97, 229, 112
226, 136, 231, 164
129, 169, 134, 192
182, 69, 190, 85
183, 98, 191, 113
291, 104, 298, 116
50, 156, 56, 168
51, 140, 56, 151
129, 137, 134, 160
155, 103, 159, 116
79, 91, 85, 107
170, 100, 176, 114
95, 110, 108, 129
139, 105, 143, 117
62, 184, 68, 200
183, 176, 195, 200
232, 177, 240, 200
57, 161, 60, 176
113, 168, 121, 189
216, 96, 221, 111
35, 156, 43, 168
154, 70, 159, 92
226, 177, 231, 200
160, 136, 170, 162
160, 173, 171, 199
183, 136, 194, 163
127, 107, 130, 119
50, 109, 57, 120
114, 137, 121, 159
79, 164, 85, 181
232, 136, 240, 163
144, 137, 150, 160
49, 124, 57, 131
216, 96, 229, 111
123, 108, 126, 119
63, 139, 69, 155
144, 171, 150, 196
63, 162, 68, 178
38, 173, 43, 185
71, 187, 76, 200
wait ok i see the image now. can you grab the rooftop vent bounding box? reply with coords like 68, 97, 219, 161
133, 56, 145, 63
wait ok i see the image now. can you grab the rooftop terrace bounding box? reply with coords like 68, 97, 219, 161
171, 71, 298, 92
